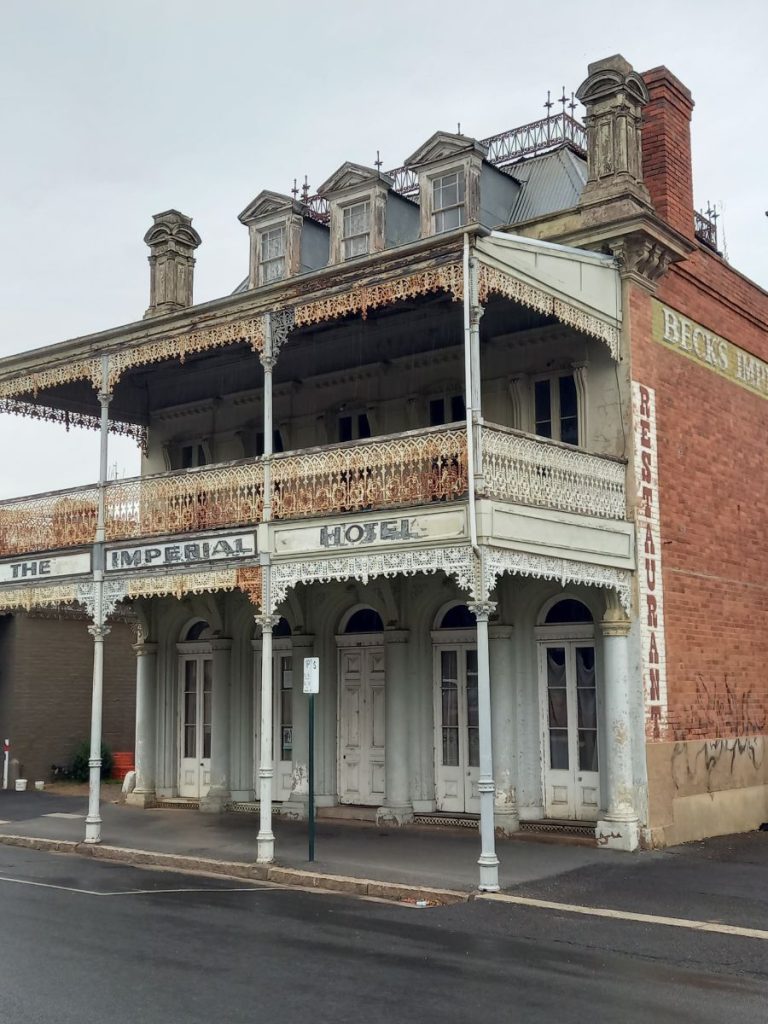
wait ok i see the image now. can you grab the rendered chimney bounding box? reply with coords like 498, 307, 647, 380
143, 210, 202, 318
640, 67, 696, 241
576, 54, 651, 207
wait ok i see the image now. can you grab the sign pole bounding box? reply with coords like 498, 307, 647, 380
303, 656, 319, 864
308, 692, 315, 863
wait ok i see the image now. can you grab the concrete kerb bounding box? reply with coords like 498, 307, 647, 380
0, 834, 469, 906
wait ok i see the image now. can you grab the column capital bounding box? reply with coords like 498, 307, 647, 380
488, 623, 514, 640
601, 616, 632, 638
384, 628, 410, 644
255, 613, 280, 633
468, 600, 497, 622
133, 641, 158, 657
88, 623, 111, 640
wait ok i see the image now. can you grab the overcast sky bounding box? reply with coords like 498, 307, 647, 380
1, 0, 766, 499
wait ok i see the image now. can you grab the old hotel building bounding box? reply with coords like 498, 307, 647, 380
0, 54, 765, 888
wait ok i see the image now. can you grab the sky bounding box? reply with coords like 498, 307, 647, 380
1, 0, 766, 499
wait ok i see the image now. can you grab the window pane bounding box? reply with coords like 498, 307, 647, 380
338, 415, 352, 442
546, 647, 566, 687
548, 689, 568, 729
434, 206, 464, 233
343, 202, 369, 236
262, 256, 285, 282
550, 730, 569, 770
261, 227, 285, 260
559, 375, 579, 445
442, 727, 459, 767
450, 394, 466, 422
579, 729, 598, 772
344, 235, 369, 258
535, 379, 552, 438
429, 398, 445, 426
357, 413, 371, 439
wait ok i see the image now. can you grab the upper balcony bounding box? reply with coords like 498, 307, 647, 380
0, 424, 626, 562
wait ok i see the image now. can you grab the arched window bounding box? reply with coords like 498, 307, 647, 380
344, 608, 384, 633
183, 620, 211, 642
544, 599, 593, 625
438, 604, 475, 629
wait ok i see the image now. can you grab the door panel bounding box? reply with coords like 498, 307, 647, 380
339, 645, 385, 805
434, 645, 480, 813
179, 656, 212, 799
540, 641, 599, 821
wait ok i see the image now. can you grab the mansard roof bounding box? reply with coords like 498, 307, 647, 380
237, 190, 306, 225
404, 131, 488, 169
317, 161, 394, 196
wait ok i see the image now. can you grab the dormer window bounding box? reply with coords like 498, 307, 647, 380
342, 201, 371, 259
259, 225, 286, 283
432, 171, 465, 233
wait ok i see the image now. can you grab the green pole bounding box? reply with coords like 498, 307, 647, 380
308, 692, 315, 862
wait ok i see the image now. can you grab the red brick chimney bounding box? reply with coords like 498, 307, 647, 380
641, 67, 696, 241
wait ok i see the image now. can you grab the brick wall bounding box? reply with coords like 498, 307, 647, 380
630, 249, 768, 745
8, 614, 136, 782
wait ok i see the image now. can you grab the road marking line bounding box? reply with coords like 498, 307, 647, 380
479, 892, 768, 941
0, 875, 281, 897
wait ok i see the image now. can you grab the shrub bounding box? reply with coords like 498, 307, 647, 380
70, 742, 113, 782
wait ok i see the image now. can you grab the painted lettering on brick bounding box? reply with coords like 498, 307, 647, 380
632, 382, 668, 739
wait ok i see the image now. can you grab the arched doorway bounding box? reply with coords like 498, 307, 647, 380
336, 606, 385, 806
177, 619, 213, 800
432, 603, 479, 814
535, 598, 599, 821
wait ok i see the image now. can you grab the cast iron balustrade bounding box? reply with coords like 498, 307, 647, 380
0, 425, 626, 560
481, 423, 626, 520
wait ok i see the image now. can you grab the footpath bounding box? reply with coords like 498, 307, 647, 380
0, 788, 766, 932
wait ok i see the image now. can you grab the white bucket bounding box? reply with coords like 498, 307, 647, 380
34, 781, 45, 791
15, 778, 27, 791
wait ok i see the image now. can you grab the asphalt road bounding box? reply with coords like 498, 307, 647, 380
0, 846, 766, 1024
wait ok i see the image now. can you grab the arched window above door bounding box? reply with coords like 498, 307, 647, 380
544, 599, 593, 625
437, 603, 475, 629
183, 619, 211, 642
343, 607, 384, 633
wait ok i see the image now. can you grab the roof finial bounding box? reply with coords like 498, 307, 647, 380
301, 175, 310, 203
559, 87, 568, 118
374, 150, 383, 173
290, 178, 299, 200
568, 91, 577, 117
544, 90, 553, 118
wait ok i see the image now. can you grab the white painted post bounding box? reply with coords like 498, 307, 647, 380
130, 641, 158, 806
489, 624, 519, 834
2, 739, 9, 790
377, 629, 413, 825
469, 600, 500, 891
256, 609, 278, 862
202, 637, 232, 812
85, 355, 111, 845
596, 615, 640, 851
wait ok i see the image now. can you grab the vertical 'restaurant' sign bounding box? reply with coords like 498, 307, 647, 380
632, 381, 667, 739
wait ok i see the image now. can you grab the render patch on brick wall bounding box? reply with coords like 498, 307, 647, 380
632, 381, 668, 739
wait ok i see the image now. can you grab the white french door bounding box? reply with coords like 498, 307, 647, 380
434, 645, 480, 813
539, 640, 600, 820
274, 652, 294, 802
338, 644, 386, 805
179, 655, 213, 799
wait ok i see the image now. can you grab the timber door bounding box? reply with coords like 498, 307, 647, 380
273, 651, 294, 802
338, 645, 386, 805
179, 655, 213, 799
434, 646, 480, 813
539, 641, 599, 820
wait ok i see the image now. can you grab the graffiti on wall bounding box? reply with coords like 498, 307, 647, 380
671, 675, 766, 789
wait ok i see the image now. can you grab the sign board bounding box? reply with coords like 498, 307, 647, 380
303, 657, 319, 694
106, 531, 256, 572
0, 551, 91, 584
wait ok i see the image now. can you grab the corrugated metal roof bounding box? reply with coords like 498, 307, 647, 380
507, 146, 586, 224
